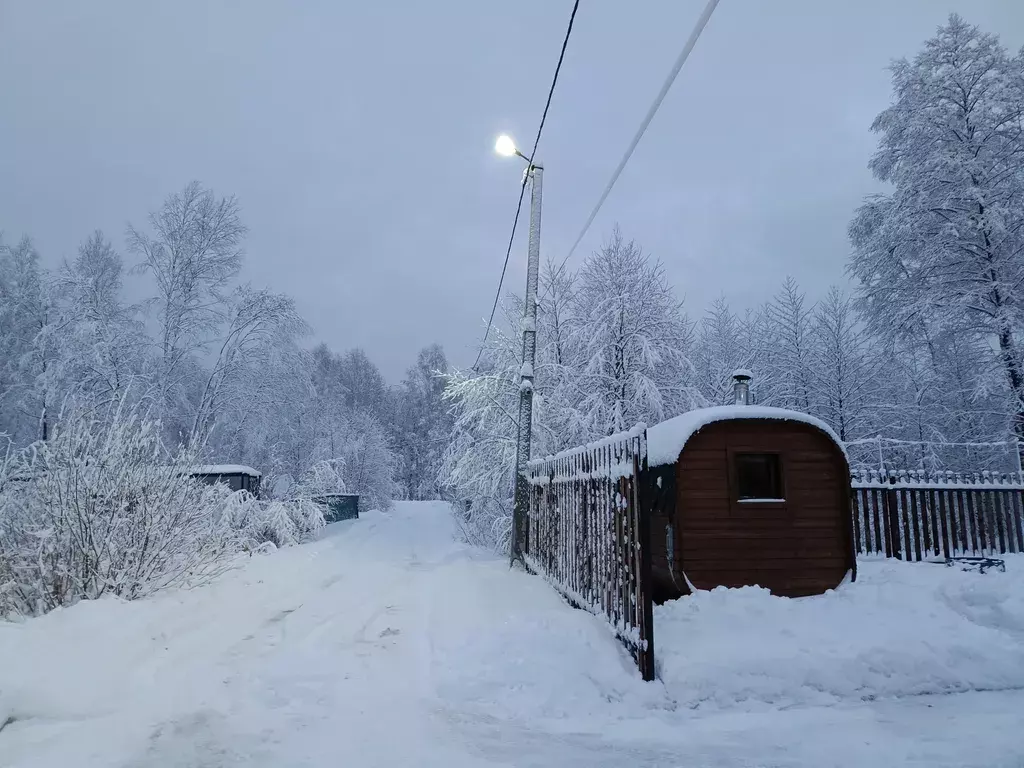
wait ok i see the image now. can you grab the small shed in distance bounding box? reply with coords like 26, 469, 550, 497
644, 377, 855, 601
314, 493, 360, 522
190, 465, 262, 495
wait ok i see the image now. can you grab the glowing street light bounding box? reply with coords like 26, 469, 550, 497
494, 133, 517, 156
495, 133, 528, 161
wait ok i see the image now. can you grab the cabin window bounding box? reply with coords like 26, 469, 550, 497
734, 453, 783, 501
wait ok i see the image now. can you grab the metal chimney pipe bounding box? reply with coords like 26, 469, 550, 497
732, 369, 752, 406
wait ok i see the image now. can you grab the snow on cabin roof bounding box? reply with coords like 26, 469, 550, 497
645, 405, 845, 468
189, 464, 262, 478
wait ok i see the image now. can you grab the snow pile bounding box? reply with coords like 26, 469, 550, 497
645, 405, 844, 467
426, 554, 670, 727
655, 557, 1024, 710
0, 529, 342, 746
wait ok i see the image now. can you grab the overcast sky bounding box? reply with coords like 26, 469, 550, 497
2, 1, 1023, 381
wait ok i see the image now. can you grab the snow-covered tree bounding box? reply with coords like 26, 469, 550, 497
191, 286, 308, 444
693, 297, 748, 406
336, 410, 400, 512
337, 348, 390, 422
0, 236, 65, 444
535, 258, 583, 452
849, 14, 1024, 440
395, 344, 452, 500
569, 227, 698, 435
127, 181, 246, 435
808, 288, 879, 442
58, 231, 149, 406
438, 299, 523, 549
763, 277, 815, 410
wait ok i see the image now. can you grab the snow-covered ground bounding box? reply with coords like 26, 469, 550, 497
3, 501, 1024, 767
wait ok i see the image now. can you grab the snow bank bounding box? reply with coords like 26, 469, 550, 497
646, 405, 846, 466
0, 539, 331, 731
426, 554, 670, 728
655, 557, 1024, 710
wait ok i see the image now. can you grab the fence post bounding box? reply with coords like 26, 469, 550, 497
885, 473, 903, 559
635, 441, 655, 682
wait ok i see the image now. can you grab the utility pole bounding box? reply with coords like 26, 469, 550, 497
511, 161, 542, 565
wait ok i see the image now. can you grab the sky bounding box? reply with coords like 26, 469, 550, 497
2, 1, 1023, 382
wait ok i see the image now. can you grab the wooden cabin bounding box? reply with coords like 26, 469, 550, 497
189, 465, 262, 495
644, 373, 856, 601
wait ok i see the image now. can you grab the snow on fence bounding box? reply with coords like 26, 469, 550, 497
844, 436, 1022, 475
525, 426, 655, 681
851, 469, 1024, 560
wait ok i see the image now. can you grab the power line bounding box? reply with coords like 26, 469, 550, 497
473, 182, 528, 371
472, 0, 580, 371
542, 0, 721, 298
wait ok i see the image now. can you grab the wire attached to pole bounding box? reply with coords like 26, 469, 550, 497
472, 0, 580, 371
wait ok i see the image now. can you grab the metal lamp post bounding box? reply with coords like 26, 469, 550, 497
495, 134, 542, 565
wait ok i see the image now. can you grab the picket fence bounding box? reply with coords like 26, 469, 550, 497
524, 426, 655, 681
851, 469, 1024, 560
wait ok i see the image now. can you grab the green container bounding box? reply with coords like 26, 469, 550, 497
315, 494, 359, 522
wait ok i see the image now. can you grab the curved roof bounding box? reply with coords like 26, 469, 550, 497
646, 405, 845, 467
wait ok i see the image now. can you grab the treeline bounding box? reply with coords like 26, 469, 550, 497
441, 15, 1024, 548
0, 181, 452, 506
0, 183, 454, 615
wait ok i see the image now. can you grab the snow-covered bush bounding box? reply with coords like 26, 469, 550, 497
294, 459, 346, 498
0, 401, 237, 617
224, 492, 325, 552
439, 363, 518, 551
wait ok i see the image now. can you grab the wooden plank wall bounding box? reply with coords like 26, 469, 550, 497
525, 429, 656, 681
851, 470, 1024, 559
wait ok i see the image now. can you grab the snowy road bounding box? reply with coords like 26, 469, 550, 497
4, 501, 1024, 767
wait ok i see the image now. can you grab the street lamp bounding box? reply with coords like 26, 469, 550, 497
495, 134, 529, 161
495, 133, 543, 566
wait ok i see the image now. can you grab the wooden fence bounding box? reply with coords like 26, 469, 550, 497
851, 470, 1024, 560
524, 426, 655, 681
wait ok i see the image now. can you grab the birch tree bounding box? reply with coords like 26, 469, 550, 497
191, 286, 308, 443
0, 236, 65, 443
849, 15, 1024, 440
127, 181, 246, 429
58, 231, 149, 406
